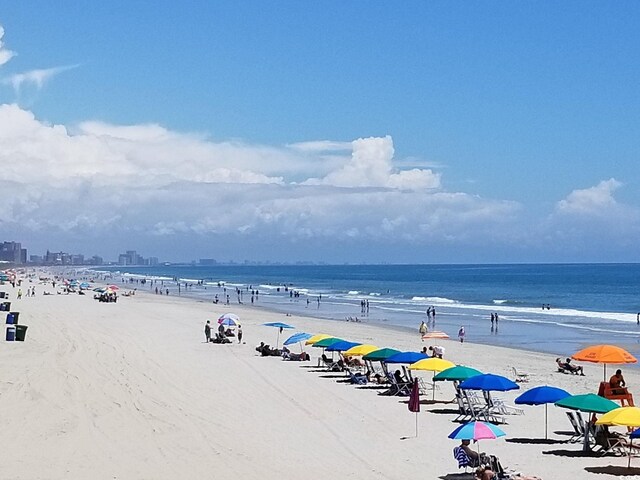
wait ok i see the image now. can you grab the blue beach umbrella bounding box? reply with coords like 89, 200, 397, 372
385, 351, 429, 365
325, 340, 361, 352
283, 332, 313, 346
459, 374, 520, 392
515, 386, 570, 439
263, 322, 295, 348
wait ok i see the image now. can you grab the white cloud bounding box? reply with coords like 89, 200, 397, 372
0, 26, 15, 66
556, 178, 622, 216
2, 64, 79, 95
304, 135, 441, 191
0, 104, 519, 257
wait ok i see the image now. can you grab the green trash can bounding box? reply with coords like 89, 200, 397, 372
15, 325, 27, 341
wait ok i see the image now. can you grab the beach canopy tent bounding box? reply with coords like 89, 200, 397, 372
262, 322, 295, 348
597, 407, 640, 468
325, 341, 361, 352
434, 366, 482, 382
459, 374, 520, 392
362, 348, 401, 362
305, 334, 332, 345
343, 344, 379, 357
515, 386, 571, 439
572, 345, 637, 380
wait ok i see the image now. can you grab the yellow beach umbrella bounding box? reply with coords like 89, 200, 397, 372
596, 407, 640, 468
305, 334, 332, 345
409, 358, 456, 401
409, 358, 456, 372
343, 344, 379, 357
597, 406, 640, 428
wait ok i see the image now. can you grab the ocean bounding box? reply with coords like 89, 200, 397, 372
95, 263, 640, 359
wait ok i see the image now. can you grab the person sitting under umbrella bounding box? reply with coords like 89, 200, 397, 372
459, 441, 504, 477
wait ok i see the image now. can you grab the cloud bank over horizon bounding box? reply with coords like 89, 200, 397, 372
0, 103, 636, 262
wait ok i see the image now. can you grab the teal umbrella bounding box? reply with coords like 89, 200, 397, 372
362, 348, 400, 361
312, 337, 345, 348
555, 393, 618, 414
434, 366, 483, 382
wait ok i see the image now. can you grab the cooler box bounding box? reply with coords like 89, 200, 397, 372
6, 313, 14, 324
6, 326, 15, 341
9, 312, 19, 324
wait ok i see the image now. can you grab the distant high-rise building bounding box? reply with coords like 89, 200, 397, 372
199, 258, 217, 266
0, 242, 24, 264
147, 257, 159, 266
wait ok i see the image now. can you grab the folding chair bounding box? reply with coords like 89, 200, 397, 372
512, 366, 530, 383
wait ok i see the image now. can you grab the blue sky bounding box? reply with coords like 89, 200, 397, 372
0, 2, 639, 263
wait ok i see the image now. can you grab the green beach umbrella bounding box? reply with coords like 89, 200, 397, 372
434, 366, 483, 382
362, 348, 401, 361
312, 337, 345, 348
554, 393, 619, 414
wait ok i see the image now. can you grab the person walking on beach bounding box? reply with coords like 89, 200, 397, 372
204, 320, 211, 343
419, 321, 427, 339
490, 313, 495, 327
237, 325, 243, 344
458, 326, 465, 343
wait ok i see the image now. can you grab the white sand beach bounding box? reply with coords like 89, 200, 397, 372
0, 276, 638, 480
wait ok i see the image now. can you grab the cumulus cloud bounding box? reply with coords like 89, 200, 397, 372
304, 136, 441, 191
0, 26, 15, 66
0, 104, 519, 259
556, 178, 622, 216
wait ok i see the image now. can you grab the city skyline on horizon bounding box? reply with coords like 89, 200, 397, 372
1, 3, 640, 264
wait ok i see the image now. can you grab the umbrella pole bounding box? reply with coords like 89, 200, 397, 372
545, 404, 548, 440
432, 372, 436, 401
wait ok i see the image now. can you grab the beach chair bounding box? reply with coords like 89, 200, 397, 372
490, 395, 525, 415
566, 411, 585, 443
452, 445, 476, 472
512, 366, 530, 383
382, 371, 411, 396
346, 368, 368, 385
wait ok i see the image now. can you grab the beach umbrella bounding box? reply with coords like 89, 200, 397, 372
572, 345, 637, 381
312, 337, 345, 348
385, 351, 429, 365
107, 285, 119, 291
362, 348, 401, 362
597, 407, 640, 468
449, 421, 506, 441
218, 313, 240, 325
555, 393, 618, 414
409, 358, 456, 401
283, 332, 313, 346
434, 366, 482, 382
262, 322, 295, 348
326, 340, 361, 352
343, 344, 379, 357
305, 334, 332, 345
515, 386, 571, 439
408, 379, 421, 437
410, 358, 456, 372
596, 406, 640, 428
459, 374, 519, 392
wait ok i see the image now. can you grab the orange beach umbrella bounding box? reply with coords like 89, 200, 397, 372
572, 345, 637, 380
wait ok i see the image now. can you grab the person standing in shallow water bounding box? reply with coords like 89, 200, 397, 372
458, 326, 465, 343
